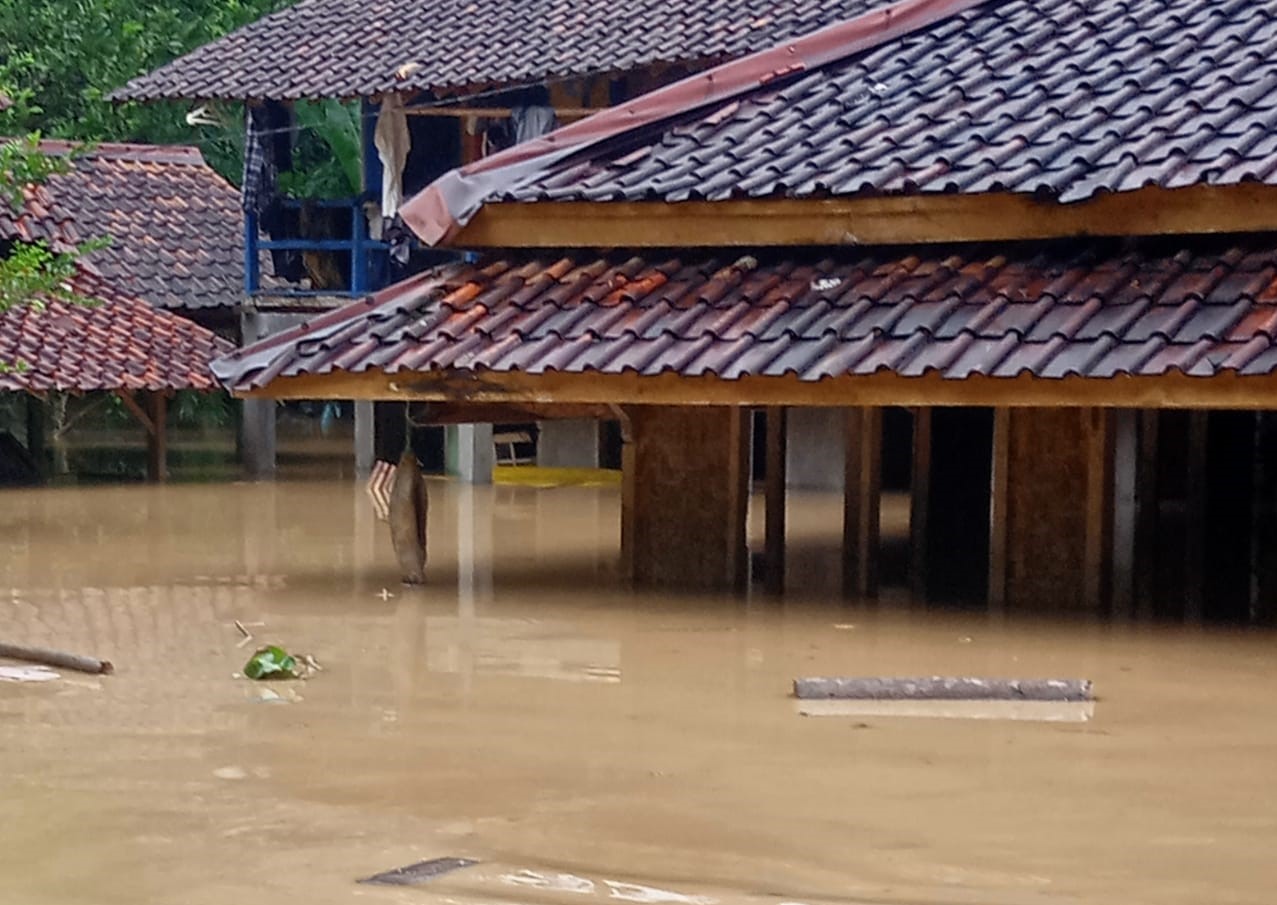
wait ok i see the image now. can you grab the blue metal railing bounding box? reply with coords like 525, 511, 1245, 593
244, 196, 390, 296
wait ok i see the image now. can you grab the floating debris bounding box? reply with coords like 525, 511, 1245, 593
0, 665, 60, 683
359, 857, 478, 886
793, 676, 1094, 701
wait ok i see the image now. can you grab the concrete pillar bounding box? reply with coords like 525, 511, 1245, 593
622, 405, 750, 590
785, 407, 845, 490
446, 423, 494, 485
536, 419, 600, 469
354, 401, 375, 476
239, 309, 277, 479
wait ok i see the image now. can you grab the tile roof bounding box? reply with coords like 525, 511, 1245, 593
0, 268, 234, 393
0, 142, 256, 311
111, 0, 886, 103
214, 236, 1277, 394
406, 0, 1277, 241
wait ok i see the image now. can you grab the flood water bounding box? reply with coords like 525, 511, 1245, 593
2, 478, 1276, 904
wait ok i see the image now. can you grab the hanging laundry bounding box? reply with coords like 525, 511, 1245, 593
511, 104, 558, 144
241, 104, 277, 216
375, 94, 411, 218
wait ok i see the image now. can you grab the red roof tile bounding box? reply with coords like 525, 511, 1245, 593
0, 268, 234, 393
214, 236, 1277, 392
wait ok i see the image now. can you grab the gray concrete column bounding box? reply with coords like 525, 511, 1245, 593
446, 423, 494, 485
536, 419, 600, 468
786, 407, 846, 490
354, 400, 375, 476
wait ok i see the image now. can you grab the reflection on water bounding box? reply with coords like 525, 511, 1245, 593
1, 479, 1276, 905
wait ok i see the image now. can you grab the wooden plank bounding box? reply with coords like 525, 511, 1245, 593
1134, 410, 1160, 620
1184, 411, 1208, 621
909, 408, 932, 603
246, 367, 1277, 412
405, 105, 602, 120
727, 406, 751, 593
987, 408, 1011, 612
1082, 408, 1115, 612
146, 392, 167, 483
454, 183, 1277, 248
764, 407, 787, 596
842, 408, 864, 598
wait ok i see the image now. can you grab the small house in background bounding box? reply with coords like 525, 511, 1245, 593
0, 147, 233, 482
109, 0, 897, 482
220, 0, 1277, 621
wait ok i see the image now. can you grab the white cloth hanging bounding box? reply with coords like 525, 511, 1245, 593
374, 94, 411, 218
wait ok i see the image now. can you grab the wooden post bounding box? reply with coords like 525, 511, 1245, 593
146, 392, 168, 483
1134, 410, 1160, 620
987, 408, 1011, 612
842, 407, 882, 599
764, 406, 787, 596
909, 407, 932, 602
1083, 408, 1115, 612
1110, 410, 1138, 618
1185, 411, 1208, 621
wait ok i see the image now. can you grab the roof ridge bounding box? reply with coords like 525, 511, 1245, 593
401, 0, 992, 246
36, 140, 206, 166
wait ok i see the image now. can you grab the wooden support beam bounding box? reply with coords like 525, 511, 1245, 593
1185, 411, 1208, 621
24, 393, 46, 476
405, 105, 603, 120
245, 367, 1277, 412
842, 407, 882, 599
452, 183, 1277, 249
909, 408, 932, 603
764, 406, 787, 596
1083, 408, 1115, 612
987, 408, 1011, 613
1134, 410, 1160, 620
114, 389, 155, 436
146, 392, 167, 483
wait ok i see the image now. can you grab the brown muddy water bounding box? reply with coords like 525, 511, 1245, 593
1, 479, 1276, 905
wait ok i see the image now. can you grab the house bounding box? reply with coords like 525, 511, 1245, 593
0, 145, 234, 482
109, 0, 916, 483
217, 0, 1277, 620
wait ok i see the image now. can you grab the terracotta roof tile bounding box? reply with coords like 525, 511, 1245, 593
215, 235, 1277, 392
0, 269, 233, 393
3, 142, 258, 311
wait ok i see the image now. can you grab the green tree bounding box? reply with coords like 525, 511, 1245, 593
0, 0, 287, 179
0, 134, 82, 315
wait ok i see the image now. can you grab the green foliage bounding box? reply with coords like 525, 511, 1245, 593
0, 0, 288, 180
0, 133, 69, 208
278, 99, 362, 198
243, 645, 299, 680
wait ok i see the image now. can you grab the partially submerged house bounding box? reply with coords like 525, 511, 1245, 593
0, 149, 232, 481
110, 0, 904, 482
217, 0, 1277, 621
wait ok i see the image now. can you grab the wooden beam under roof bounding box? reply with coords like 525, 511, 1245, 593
238, 368, 1277, 412
449, 183, 1277, 248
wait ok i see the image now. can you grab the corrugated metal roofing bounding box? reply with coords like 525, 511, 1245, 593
0, 269, 233, 393
407, 0, 1277, 242
110, 0, 883, 102
0, 142, 261, 311
214, 237, 1277, 393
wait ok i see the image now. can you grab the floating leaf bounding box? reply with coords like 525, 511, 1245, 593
243, 645, 299, 680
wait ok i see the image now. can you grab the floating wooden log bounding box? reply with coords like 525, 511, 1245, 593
0, 642, 113, 675
793, 676, 1092, 701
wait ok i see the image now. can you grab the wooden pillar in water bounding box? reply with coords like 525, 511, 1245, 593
1133, 410, 1160, 619
24, 393, 46, 476
1110, 410, 1138, 619
1184, 411, 1208, 622
909, 408, 932, 602
763, 407, 787, 596
842, 407, 882, 599
622, 406, 749, 590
